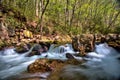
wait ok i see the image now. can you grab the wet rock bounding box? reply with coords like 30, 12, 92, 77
72, 34, 120, 54
47, 59, 85, 80
29, 44, 43, 56
27, 58, 83, 74
39, 42, 50, 52
66, 53, 75, 59
108, 41, 120, 52
32, 44, 42, 51
30, 42, 50, 56
15, 43, 50, 56
103, 34, 120, 52
15, 43, 31, 53
72, 34, 94, 55
27, 58, 64, 73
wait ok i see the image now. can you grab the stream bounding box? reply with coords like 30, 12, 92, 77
0, 43, 120, 80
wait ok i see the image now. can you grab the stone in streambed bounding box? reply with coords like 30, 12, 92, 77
15, 43, 31, 53
27, 58, 84, 73
66, 53, 75, 59
27, 59, 63, 73
72, 34, 94, 55
47, 59, 85, 80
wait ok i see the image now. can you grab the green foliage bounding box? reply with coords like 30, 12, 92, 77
69, 26, 82, 35
114, 26, 120, 33
5, 16, 24, 29
2, 0, 36, 21
1, 0, 120, 35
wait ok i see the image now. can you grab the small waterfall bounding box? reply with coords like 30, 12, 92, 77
0, 45, 40, 79
0, 43, 77, 80
1, 43, 119, 80
48, 44, 75, 54
95, 43, 118, 56
59, 43, 120, 80
40, 44, 77, 60
2, 48, 16, 55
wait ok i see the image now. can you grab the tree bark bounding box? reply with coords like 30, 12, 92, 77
37, 0, 49, 36
35, 0, 39, 17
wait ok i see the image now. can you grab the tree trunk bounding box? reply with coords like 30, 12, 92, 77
37, 0, 49, 36
65, 0, 69, 27
35, 0, 39, 17
70, 0, 77, 27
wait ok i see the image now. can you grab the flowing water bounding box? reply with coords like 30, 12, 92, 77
0, 43, 120, 80
59, 43, 120, 80
0, 44, 77, 80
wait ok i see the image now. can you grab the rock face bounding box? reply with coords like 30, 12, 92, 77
72, 34, 120, 54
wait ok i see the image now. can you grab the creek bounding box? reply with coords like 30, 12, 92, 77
0, 43, 120, 80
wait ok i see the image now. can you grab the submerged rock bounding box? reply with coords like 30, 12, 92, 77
47, 60, 85, 80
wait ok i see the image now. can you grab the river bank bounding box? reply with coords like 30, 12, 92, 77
0, 32, 120, 54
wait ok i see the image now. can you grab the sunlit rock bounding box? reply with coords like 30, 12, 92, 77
23, 29, 33, 38
53, 35, 72, 44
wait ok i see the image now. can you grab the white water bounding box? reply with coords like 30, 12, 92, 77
0, 44, 76, 80
60, 43, 120, 80
0, 43, 120, 80
40, 44, 78, 60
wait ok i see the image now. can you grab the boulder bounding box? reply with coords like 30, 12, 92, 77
27, 58, 64, 73
72, 34, 94, 55
72, 34, 120, 54
15, 43, 31, 53
27, 58, 84, 73
47, 59, 85, 80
